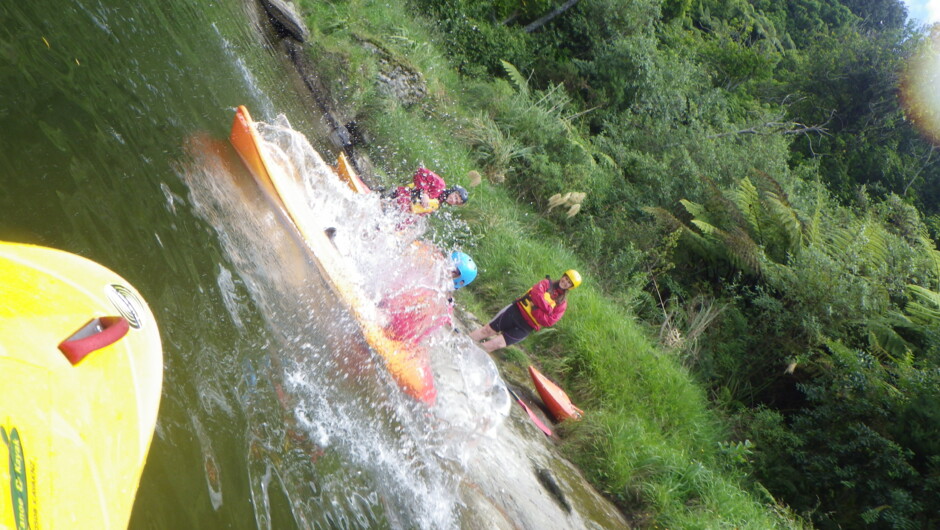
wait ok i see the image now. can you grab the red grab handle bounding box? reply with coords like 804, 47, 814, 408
59, 316, 130, 365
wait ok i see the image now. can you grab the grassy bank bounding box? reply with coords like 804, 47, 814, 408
296, 0, 803, 526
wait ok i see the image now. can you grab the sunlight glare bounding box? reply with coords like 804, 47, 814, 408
901, 27, 940, 145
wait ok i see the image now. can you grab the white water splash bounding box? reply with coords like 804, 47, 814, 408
180, 114, 509, 528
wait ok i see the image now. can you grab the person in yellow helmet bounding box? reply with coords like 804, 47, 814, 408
470, 270, 581, 353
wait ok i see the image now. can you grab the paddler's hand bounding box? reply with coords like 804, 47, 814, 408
419, 191, 430, 208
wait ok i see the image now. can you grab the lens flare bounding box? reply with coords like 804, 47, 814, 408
901, 26, 940, 145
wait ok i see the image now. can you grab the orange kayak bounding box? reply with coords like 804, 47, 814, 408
334, 152, 372, 194
229, 105, 436, 404
529, 365, 583, 422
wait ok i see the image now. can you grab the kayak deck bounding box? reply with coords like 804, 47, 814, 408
0, 242, 163, 530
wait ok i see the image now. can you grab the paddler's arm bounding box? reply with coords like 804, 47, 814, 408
527, 278, 553, 311
536, 299, 566, 327
529, 279, 567, 327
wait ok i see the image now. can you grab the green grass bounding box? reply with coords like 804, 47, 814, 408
297, 0, 805, 526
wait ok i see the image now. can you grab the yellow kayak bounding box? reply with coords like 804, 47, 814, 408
0, 242, 162, 529
229, 105, 436, 404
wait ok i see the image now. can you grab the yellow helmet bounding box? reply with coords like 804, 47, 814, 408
563, 269, 582, 289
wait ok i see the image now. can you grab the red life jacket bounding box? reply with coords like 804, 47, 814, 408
515, 279, 567, 331
393, 168, 446, 216
380, 287, 452, 343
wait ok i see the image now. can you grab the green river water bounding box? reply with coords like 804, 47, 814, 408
1, 0, 436, 526
1, 1, 630, 528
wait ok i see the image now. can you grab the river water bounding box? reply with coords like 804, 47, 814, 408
1, 1, 627, 528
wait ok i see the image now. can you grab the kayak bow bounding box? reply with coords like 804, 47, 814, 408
529, 365, 583, 422
0, 242, 163, 530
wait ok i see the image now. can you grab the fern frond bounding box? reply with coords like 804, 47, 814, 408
733, 177, 762, 240
680, 199, 709, 223
907, 284, 940, 307
760, 260, 793, 285
908, 284, 940, 306
643, 206, 687, 232
644, 207, 712, 257
690, 219, 723, 237
928, 249, 940, 290
906, 301, 940, 326
906, 285, 940, 326
826, 227, 852, 255
500, 60, 529, 96
807, 185, 825, 246
702, 176, 748, 231
761, 173, 792, 208
766, 194, 803, 257
859, 220, 890, 266
867, 322, 912, 364
719, 226, 762, 276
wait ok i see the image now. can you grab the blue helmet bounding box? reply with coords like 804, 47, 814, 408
451, 251, 478, 290
443, 186, 469, 205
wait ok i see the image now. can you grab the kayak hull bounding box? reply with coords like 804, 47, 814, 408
0, 242, 163, 530
229, 105, 436, 404
529, 365, 582, 422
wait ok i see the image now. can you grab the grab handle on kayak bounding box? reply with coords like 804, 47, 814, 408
59, 316, 130, 365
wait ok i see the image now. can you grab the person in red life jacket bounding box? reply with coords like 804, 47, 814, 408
381, 251, 478, 343
470, 270, 582, 353
381, 288, 452, 343
389, 167, 468, 216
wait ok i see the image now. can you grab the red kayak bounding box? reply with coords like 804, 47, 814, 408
529, 365, 583, 422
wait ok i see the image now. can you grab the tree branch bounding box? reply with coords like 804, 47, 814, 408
708, 111, 834, 140
903, 144, 937, 196
524, 0, 581, 33
500, 10, 520, 26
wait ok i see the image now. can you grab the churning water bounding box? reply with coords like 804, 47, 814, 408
180, 113, 509, 528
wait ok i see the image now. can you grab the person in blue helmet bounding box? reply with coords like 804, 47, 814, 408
381, 250, 478, 343
451, 251, 477, 290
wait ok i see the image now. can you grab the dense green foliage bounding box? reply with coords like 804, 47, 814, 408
299, 0, 940, 527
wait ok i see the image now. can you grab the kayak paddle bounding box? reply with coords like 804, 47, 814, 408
506, 386, 553, 437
